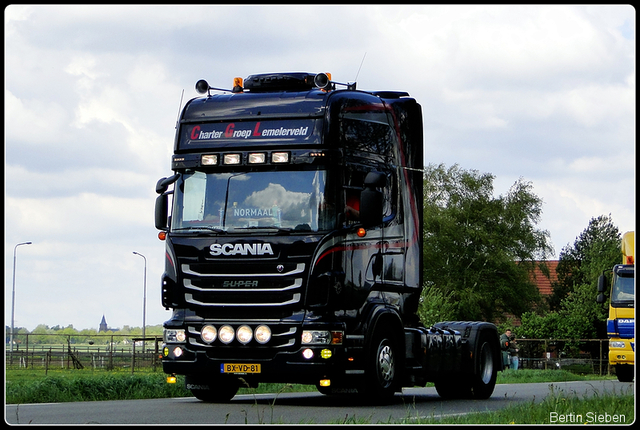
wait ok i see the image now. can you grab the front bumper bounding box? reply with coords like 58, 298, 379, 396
608, 339, 635, 366
161, 321, 363, 385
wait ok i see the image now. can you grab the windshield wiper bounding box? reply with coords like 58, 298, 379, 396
173, 226, 226, 234
233, 226, 293, 235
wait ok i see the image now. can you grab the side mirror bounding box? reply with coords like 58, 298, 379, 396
596, 273, 608, 304
156, 174, 179, 194
360, 172, 387, 228
155, 194, 168, 230
597, 273, 608, 293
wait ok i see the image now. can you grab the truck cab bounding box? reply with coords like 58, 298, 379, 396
155, 72, 501, 402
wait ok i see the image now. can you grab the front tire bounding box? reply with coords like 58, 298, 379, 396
359, 330, 401, 402
615, 364, 634, 382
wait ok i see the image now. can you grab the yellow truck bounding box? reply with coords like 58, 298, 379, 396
597, 231, 634, 382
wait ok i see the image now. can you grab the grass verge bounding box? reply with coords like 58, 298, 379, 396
405, 384, 634, 425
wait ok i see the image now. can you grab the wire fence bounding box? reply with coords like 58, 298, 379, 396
5, 333, 614, 375
507, 338, 612, 376
6, 333, 163, 374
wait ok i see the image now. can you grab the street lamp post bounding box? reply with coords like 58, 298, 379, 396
11, 241, 32, 364
132, 252, 147, 348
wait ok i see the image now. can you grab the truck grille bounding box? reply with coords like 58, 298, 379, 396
181, 261, 306, 319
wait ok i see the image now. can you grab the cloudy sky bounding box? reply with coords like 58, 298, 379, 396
4, 5, 635, 332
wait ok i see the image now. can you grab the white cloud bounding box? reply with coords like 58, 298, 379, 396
4, 4, 635, 330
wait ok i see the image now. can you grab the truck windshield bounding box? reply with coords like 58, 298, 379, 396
172, 170, 335, 233
611, 272, 634, 304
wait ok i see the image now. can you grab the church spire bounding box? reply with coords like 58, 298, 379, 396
99, 315, 108, 332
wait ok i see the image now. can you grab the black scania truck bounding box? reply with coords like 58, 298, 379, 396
155, 72, 501, 402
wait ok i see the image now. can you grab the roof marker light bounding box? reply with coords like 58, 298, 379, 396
232, 77, 244, 93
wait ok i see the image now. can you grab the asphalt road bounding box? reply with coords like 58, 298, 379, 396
5, 380, 633, 425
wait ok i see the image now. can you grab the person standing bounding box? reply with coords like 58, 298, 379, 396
509, 333, 519, 370
500, 329, 512, 369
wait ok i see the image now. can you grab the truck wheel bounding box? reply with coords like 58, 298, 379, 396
469, 331, 498, 399
615, 365, 634, 382
187, 376, 239, 402
359, 330, 400, 402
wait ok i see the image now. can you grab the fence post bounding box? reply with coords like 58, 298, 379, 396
544, 340, 548, 370
109, 335, 114, 371
25, 334, 29, 369
45, 348, 50, 375
131, 341, 135, 375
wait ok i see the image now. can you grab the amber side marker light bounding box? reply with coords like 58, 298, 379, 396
167, 375, 177, 384
158, 231, 167, 241
357, 228, 366, 238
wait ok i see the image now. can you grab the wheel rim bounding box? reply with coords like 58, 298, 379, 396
479, 342, 493, 384
377, 342, 395, 386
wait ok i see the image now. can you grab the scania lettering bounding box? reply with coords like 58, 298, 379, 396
209, 243, 274, 256
155, 72, 503, 403
597, 231, 635, 382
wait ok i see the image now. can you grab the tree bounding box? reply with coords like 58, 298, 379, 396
520, 215, 621, 340
422, 164, 553, 323
548, 215, 621, 311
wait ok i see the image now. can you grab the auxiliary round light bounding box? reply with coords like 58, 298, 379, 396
236, 325, 253, 344
320, 349, 332, 359
254, 325, 272, 344
195, 79, 210, 94
219, 325, 235, 344
173, 346, 183, 358
302, 348, 314, 360
201, 325, 217, 343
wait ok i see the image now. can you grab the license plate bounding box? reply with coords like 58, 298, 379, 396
221, 363, 261, 374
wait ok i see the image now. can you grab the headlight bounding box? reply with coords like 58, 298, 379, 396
237, 325, 253, 344
255, 325, 271, 344
302, 330, 330, 345
271, 152, 289, 163
248, 153, 266, 164
201, 154, 218, 165
201, 325, 217, 343
164, 329, 186, 343
223, 153, 241, 165
610, 341, 626, 349
219, 325, 235, 344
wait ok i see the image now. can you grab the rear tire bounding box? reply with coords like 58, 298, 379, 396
469, 331, 498, 399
